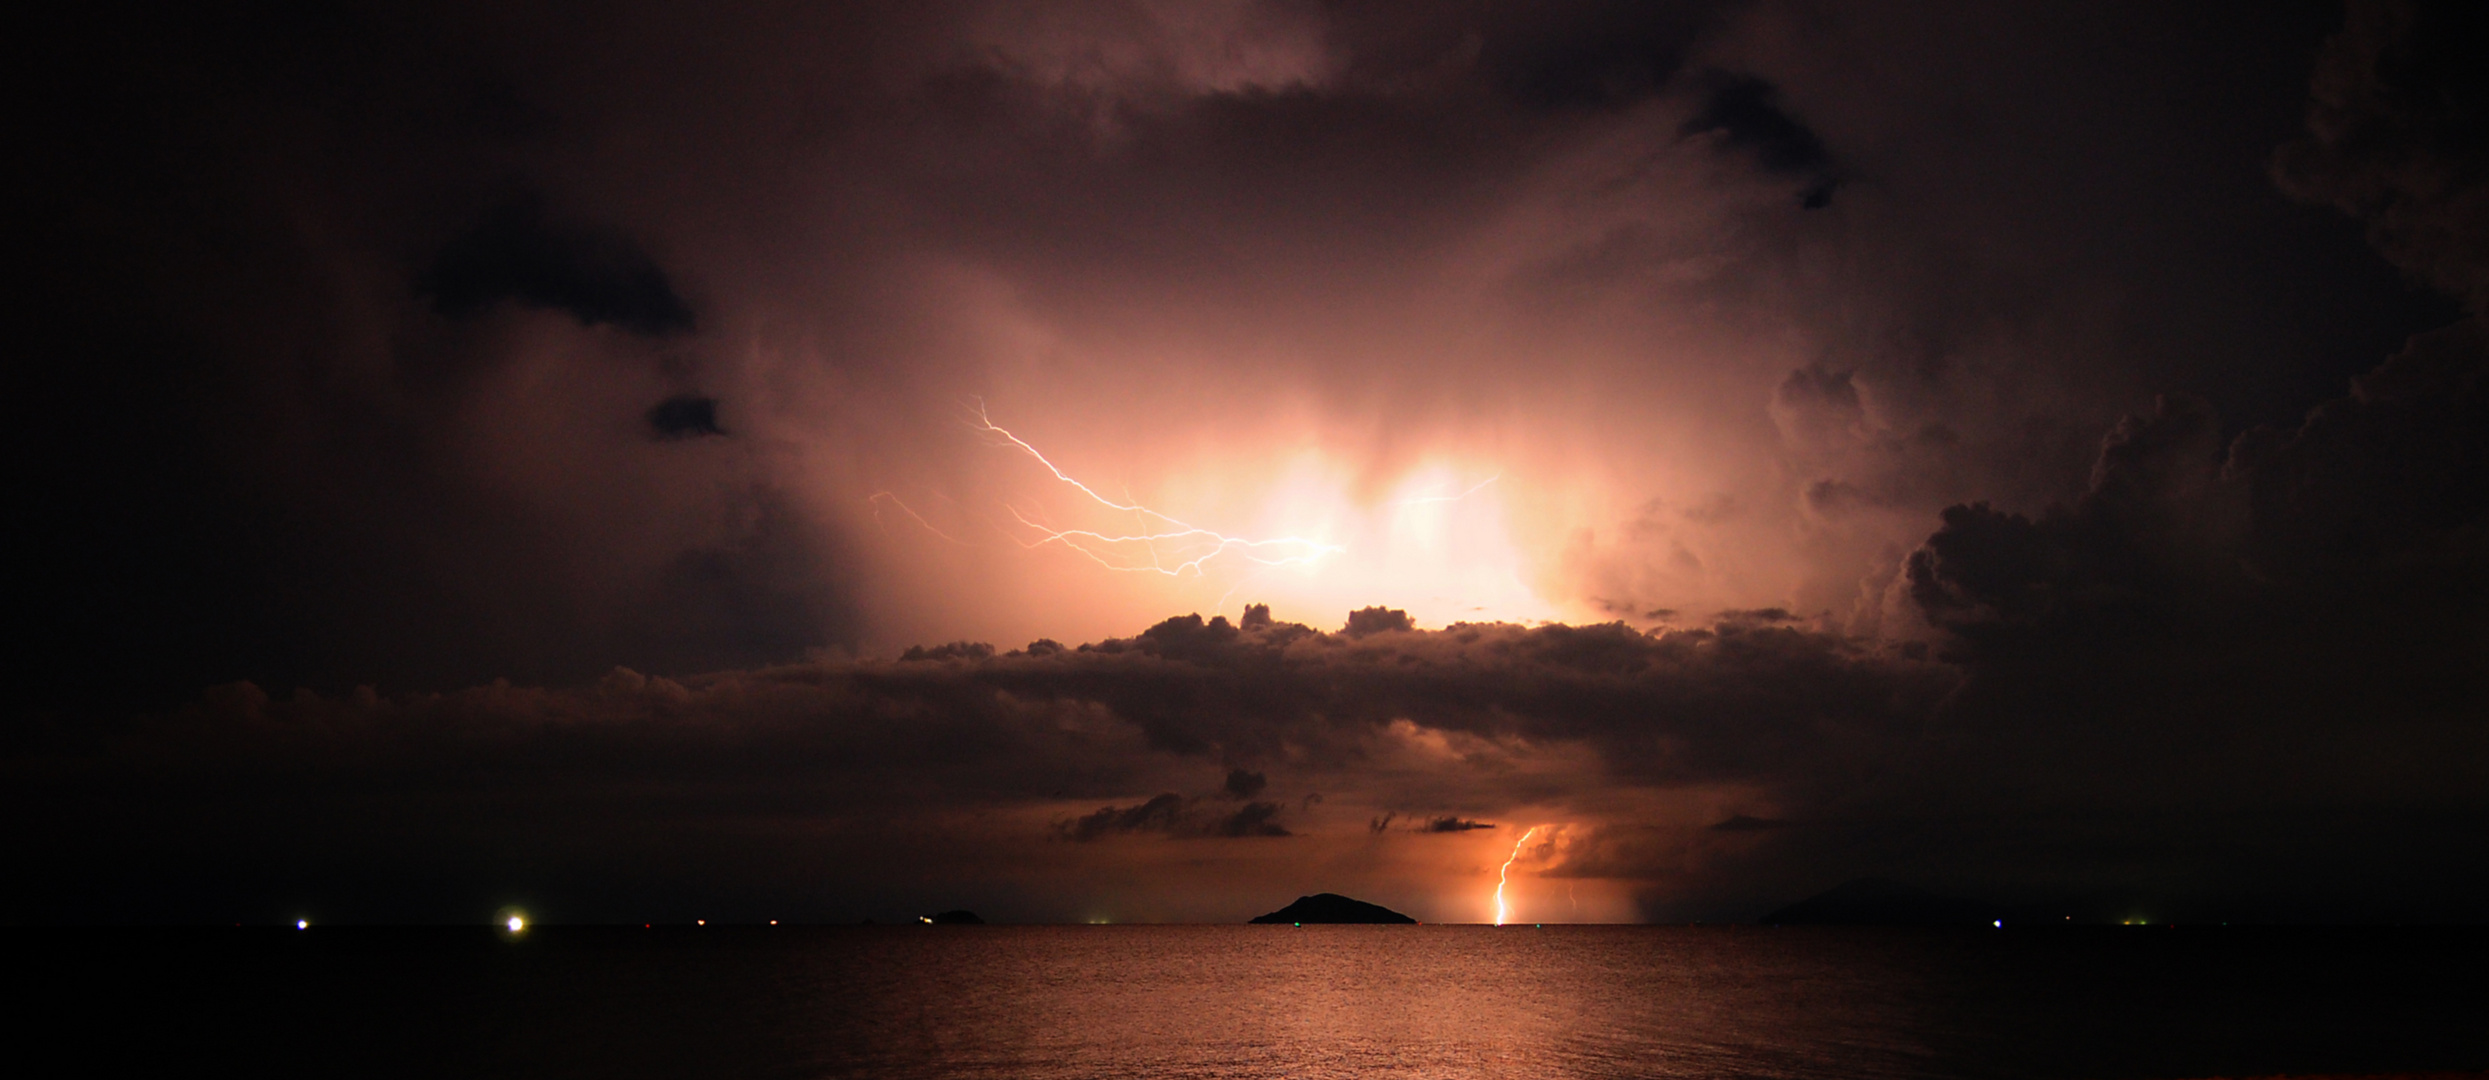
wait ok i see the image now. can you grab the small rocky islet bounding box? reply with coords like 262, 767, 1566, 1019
1249, 893, 1416, 924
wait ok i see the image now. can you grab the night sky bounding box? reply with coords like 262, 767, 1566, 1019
11, 0, 2486, 926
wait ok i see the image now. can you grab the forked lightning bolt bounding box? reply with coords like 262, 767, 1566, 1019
969, 401, 1344, 577
869, 491, 971, 546
1494, 825, 1540, 926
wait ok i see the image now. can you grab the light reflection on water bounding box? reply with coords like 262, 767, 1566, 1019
24, 924, 2489, 1078
799, 926, 1938, 1080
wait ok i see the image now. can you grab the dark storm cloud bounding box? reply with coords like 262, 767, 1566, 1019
903, 641, 1000, 662
1805, 2, 2489, 910
1214, 801, 1291, 838
1678, 73, 1842, 207
1057, 792, 1292, 842
1423, 817, 1497, 833
1770, 365, 1866, 449
1340, 606, 1414, 637
1846, 322, 2489, 921
1714, 608, 1796, 624
1905, 320, 2488, 646
17, 0, 876, 715
421, 198, 697, 336
1302, 0, 1733, 111
2230, 324, 2489, 575
646, 395, 726, 439
1025, 612, 1949, 786
1223, 769, 1268, 799
1067, 794, 1190, 841
3, 608, 1946, 920
1482, 2, 1719, 111
1801, 479, 1872, 517
2275, 0, 2489, 312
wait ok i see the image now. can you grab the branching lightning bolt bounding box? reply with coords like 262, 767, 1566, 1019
873, 400, 1505, 603
1494, 825, 1540, 926
970, 400, 1344, 578
869, 491, 974, 546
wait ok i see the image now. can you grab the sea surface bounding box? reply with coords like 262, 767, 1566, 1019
17, 924, 2487, 1078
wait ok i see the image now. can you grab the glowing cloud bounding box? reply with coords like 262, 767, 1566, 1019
872, 400, 1564, 632
971, 401, 1345, 578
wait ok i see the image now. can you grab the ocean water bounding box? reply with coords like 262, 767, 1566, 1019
19, 924, 2487, 1078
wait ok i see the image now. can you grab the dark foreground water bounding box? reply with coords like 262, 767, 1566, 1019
16, 925, 2487, 1078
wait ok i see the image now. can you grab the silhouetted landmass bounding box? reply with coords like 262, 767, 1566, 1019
1250, 893, 1415, 924
1762, 878, 1998, 926
927, 910, 984, 925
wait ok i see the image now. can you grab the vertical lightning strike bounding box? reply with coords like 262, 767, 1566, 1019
969, 401, 1344, 577
1494, 825, 1540, 926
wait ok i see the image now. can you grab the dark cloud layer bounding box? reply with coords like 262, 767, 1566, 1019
646, 395, 726, 439
6, 608, 1947, 922
421, 198, 697, 336
1062, 791, 1289, 842
1423, 817, 1499, 833
1474, 1, 1721, 111
2275, 0, 2489, 312
1678, 73, 1841, 208
16, 0, 867, 713
1223, 769, 1268, 800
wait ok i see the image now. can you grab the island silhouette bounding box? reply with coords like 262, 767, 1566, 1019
1249, 893, 1416, 924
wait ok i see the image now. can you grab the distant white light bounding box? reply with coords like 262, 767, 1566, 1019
507, 915, 525, 932
1993, 920, 2002, 928
769, 920, 778, 926
296, 919, 308, 930
697, 919, 706, 926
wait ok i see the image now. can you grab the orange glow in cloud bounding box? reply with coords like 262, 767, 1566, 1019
876, 401, 1570, 631
971, 401, 1345, 579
